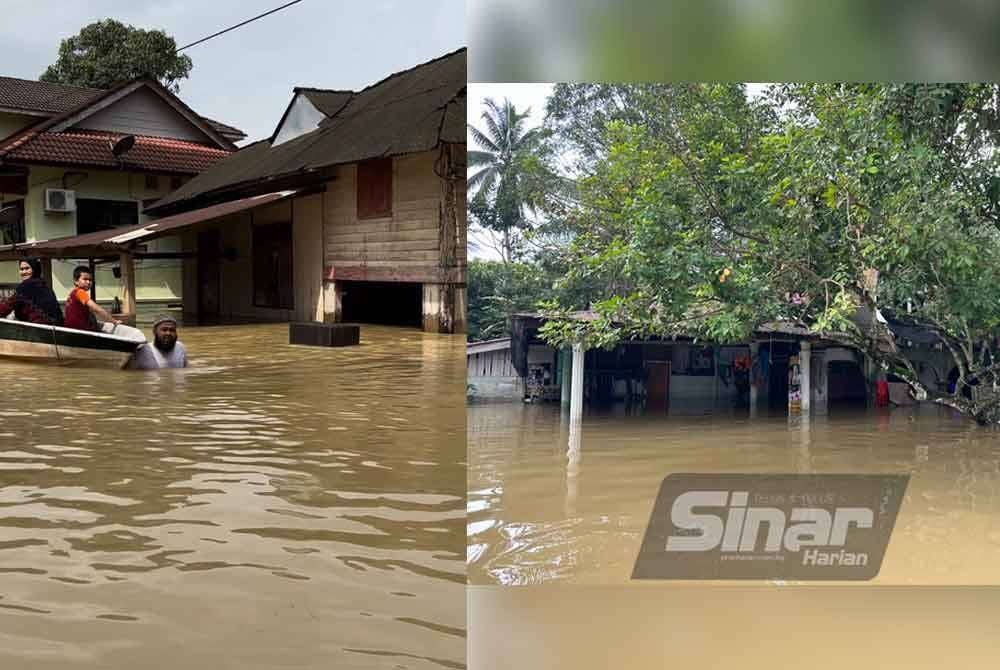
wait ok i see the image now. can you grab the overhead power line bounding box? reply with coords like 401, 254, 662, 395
176, 0, 307, 52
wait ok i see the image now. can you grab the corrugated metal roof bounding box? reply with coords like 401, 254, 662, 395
0, 189, 300, 260
148, 48, 466, 214
467, 338, 512, 355
298, 89, 353, 117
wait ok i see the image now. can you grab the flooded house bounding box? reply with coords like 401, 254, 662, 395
0, 48, 467, 333
0, 75, 244, 305
477, 311, 956, 416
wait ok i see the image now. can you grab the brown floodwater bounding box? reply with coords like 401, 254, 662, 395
0, 321, 465, 669
468, 401, 1000, 585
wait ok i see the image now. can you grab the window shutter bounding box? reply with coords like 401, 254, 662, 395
357, 158, 392, 219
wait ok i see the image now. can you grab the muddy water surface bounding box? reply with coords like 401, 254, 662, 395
469, 402, 1000, 585
0, 322, 465, 669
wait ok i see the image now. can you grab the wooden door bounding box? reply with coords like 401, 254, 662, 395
198, 230, 221, 318
645, 360, 671, 412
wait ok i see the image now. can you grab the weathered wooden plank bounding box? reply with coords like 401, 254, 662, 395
324, 264, 465, 283
327, 250, 440, 262
327, 219, 436, 236
326, 229, 438, 245
328, 244, 438, 256
395, 196, 441, 212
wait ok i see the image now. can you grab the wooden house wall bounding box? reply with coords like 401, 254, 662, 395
324, 150, 451, 282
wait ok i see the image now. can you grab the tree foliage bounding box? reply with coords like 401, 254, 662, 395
41, 19, 192, 93
467, 98, 548, 261
468, 260, 554, 342
539, 83, 1000, 423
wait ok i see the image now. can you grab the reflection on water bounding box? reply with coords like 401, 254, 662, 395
468, 402, 1000, 585
0, 323, 465, 669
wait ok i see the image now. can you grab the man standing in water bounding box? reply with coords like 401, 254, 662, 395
130, 314, 188, 369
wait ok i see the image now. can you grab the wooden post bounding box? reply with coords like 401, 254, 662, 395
749, 341, 759, 418
40, 258, 53, 287
570, 342, 585, 423
119, 251, 136, 325
88, 257, 96, 301
800, 340, 811, 416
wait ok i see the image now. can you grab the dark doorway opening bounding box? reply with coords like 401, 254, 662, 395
766, 341, 795, 413
828, 360, 868, 410
252, 221, 293, 309
198, 230, 221, 318
340, 281, 422, 327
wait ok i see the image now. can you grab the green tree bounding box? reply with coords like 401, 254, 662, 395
468, 260, 553, 342
540, 83, 1000, 424
468, 98, 545, 262
41, 19, 192, 92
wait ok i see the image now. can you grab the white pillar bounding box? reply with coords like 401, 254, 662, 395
800, 340, 811, 416
570, 342, 585, 423
749, 342, 759, 418
560, 348, 572, 407
565, 417, 582, 517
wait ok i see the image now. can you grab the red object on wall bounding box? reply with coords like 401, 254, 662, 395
875, 380, 890, 407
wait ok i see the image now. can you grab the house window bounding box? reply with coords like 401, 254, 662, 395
252, 221, 293, 309
145, 175, 159, 190
76, 199, 138, 235
357, 158, 392, 219
0, 199, 25, 245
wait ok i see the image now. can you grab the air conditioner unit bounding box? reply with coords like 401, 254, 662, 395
44, 188, 76, 213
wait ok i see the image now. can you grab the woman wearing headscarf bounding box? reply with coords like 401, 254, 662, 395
0, 258, 64, 326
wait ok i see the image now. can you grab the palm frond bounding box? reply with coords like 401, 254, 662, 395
468, 150, 495, 166
468, 124, 500, 153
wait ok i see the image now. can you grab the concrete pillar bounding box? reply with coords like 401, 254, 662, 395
749, 342, 759, 418
800, 340, 811, 416
570, 342, 585, 423
454, 286, 467, 334
422, 283, 459, 333
322, 280, 342, 323
565, 416, 582, 518
812, 350, 829, 415
560, 347, 572, 407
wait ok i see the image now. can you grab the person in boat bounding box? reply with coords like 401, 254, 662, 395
64, 265, 145, 342
0, 258, 64, 326
129, 314, 188, 369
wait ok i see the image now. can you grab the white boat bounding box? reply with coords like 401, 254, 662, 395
0, 319, 144, 368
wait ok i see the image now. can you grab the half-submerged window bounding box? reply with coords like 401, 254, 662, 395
76, 199, 139, 235
252, 221, 293, 309
0, 199, 25, 245
357, 158, 392, 219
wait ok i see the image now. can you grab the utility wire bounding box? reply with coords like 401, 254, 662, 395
176, 0, 306, 52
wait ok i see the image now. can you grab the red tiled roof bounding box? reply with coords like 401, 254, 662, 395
0, 129, 230, 175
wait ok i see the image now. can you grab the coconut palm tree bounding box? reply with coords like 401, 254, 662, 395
468, 97, 542, 262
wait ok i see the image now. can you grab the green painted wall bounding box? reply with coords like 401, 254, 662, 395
1, 166, 183, 305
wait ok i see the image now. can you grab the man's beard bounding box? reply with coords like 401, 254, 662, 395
154, 336, 176, 352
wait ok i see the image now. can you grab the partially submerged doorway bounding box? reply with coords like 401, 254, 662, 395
828, 360, 867, 410
339, 281, 422, 327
